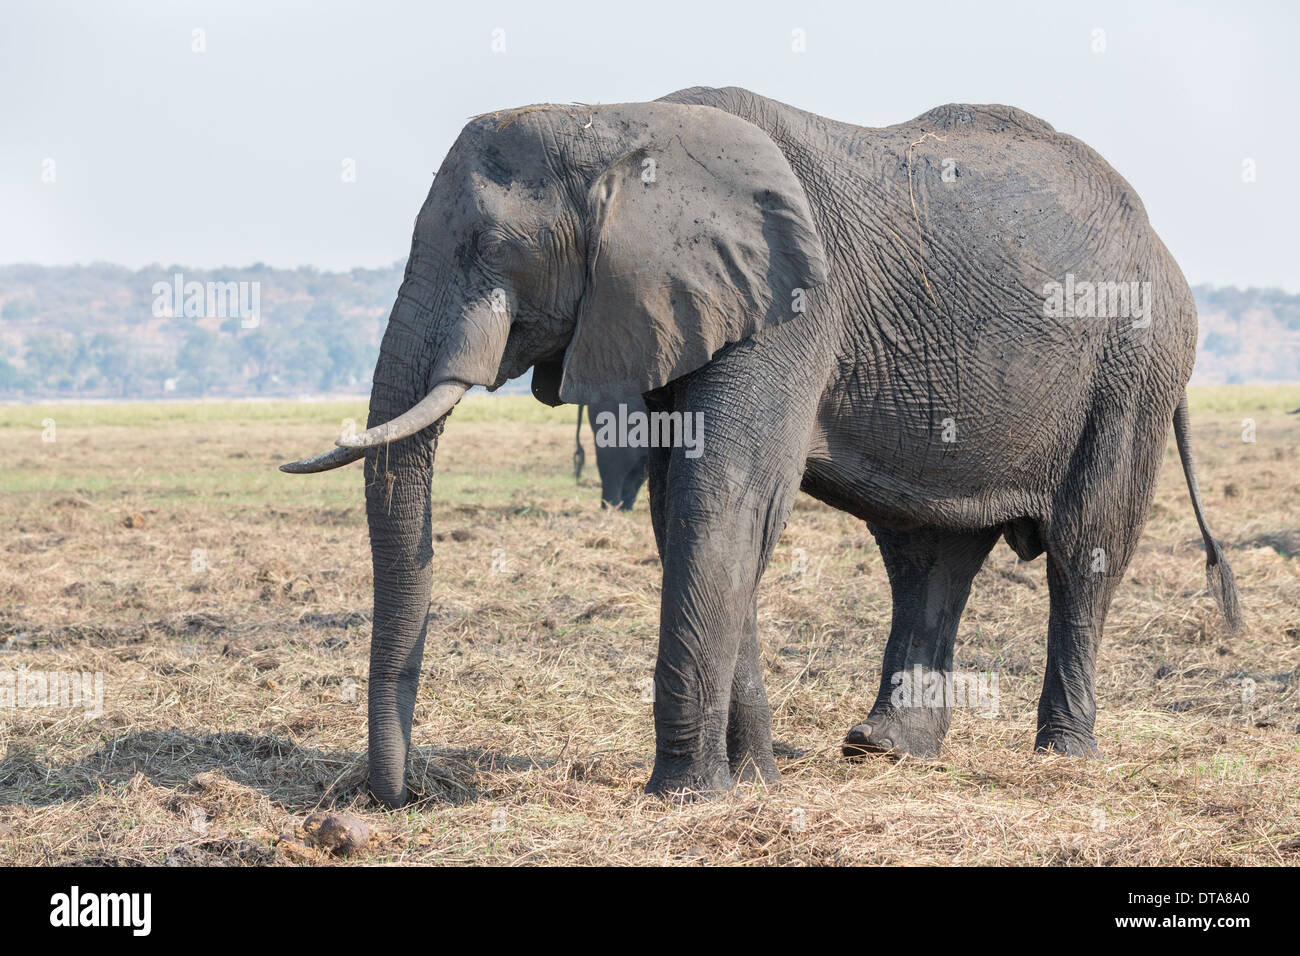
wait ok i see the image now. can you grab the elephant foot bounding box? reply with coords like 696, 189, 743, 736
727, 706, 779, 785
841, 708, 948, 760
1034, 726, 1101, 758
728, 750, 780, 786
645, 756, 734, 801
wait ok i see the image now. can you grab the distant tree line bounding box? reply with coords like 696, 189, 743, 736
0, 263, 400, 398
0, 264, 1296, 397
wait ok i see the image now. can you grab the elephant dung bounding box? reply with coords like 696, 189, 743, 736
302, 812, 370, 856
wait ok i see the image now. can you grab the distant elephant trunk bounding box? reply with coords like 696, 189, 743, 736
573, 404, 586, 480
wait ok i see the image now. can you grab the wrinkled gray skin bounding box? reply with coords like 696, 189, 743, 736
283, 87, 1240, 807
576, 398, 650, 510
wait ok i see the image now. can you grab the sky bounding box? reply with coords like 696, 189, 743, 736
2, 0, 1297, 290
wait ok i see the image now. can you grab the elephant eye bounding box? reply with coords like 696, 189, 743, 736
476, 232, 509, 266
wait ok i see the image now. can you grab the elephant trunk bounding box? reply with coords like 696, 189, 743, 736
364, 424, 437, 808
280, 267, 511, 806
361, 277, 511, 807
363, 298, 441, 807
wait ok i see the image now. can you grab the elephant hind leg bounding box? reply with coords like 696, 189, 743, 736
1034, 410, 1164, 757
844, 525, 1000, 761
1033, 550, 1119, 757
1035, 505, 1148, 756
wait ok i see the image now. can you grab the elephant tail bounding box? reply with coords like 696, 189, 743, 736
573, 405, 586, 481
1173, 393, 1242, 633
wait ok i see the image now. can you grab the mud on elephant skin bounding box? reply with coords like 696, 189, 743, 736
282, 86, 1241, 806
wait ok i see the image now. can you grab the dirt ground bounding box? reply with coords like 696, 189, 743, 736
1, 391, 1298, 865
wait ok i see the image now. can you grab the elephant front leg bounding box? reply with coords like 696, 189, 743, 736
646, 515, 754, 798
645, 426, 807, 798
648, 527, 785, 796
727, 598, 779, 784
641, 442, 728, 794
643, 323, 829, 798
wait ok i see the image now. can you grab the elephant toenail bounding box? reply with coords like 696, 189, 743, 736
878, 737, 893, 749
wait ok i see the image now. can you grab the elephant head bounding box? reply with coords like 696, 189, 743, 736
282, 100, 827, 806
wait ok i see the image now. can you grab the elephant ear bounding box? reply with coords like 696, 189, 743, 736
557, 106, 828, 404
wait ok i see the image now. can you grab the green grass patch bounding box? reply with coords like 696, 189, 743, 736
0, 462, 588, 511
3, 384, 1295, 431
0, 393, 578, 429
1185, 384, 1300, 413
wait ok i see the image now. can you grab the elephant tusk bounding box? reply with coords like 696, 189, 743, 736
335, 380, 470, 449
280, 380, 469, 472
280, 445, 367, 474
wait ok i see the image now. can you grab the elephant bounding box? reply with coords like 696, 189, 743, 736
574, 398, 651, 510
282, 86, 1241, 807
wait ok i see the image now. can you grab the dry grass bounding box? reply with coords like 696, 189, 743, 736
1, 391, 1298, 865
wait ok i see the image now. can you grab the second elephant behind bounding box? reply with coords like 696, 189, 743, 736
576, 397, 649, 511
